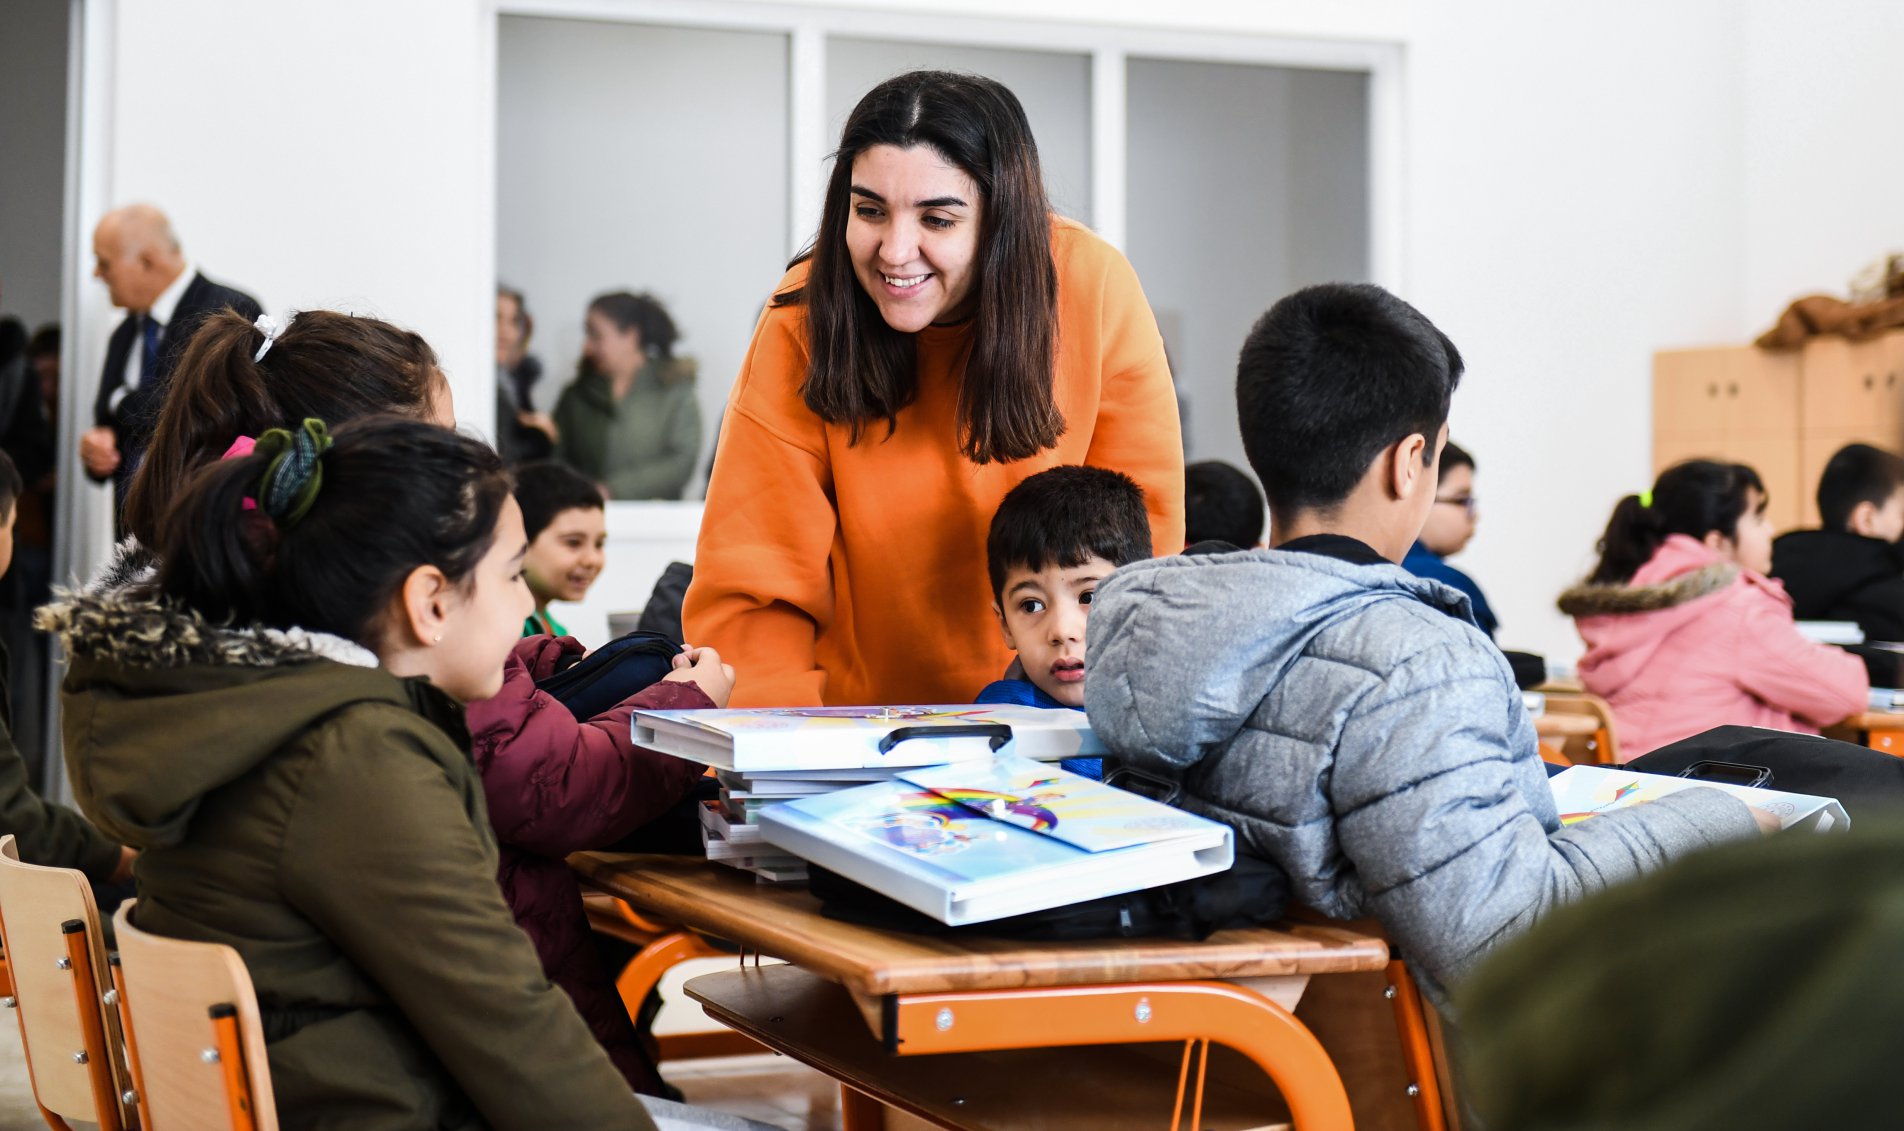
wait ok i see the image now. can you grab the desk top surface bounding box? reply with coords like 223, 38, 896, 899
572, 853, 1389, 997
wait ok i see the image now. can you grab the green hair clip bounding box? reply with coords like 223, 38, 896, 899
253, 418, 333, 527
1637, 489, 1654, 509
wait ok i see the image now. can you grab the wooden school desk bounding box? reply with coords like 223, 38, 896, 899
1826, 712, 1904, 755
573, 853, 1448, 1131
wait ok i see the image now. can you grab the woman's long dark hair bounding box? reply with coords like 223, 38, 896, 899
1587, 459, 1765, 584
779, 70, 1062, 465
124, 309, 440, 549
158, 417, 511, 645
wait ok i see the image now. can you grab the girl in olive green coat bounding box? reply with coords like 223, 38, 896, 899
44, 418, 740, 1131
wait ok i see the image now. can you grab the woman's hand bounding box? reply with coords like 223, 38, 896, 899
517, 409, 559, 444
663, 645, 736, 706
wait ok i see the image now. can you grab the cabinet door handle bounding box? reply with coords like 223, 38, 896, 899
1728, 382, 1739, 397
1864, 374, 1876, 390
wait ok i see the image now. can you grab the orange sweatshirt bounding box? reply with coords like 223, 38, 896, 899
685, 217, 1185, 707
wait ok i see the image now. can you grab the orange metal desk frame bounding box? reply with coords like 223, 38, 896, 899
574, 853, 1445, 1131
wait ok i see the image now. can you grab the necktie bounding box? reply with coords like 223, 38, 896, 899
140, 314, 161, 386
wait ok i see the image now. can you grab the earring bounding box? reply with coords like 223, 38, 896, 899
432, 634, 443, 644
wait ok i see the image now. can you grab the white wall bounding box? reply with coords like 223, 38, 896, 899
497, 15, 790, 465
1740, 2, 1904, 326
0, 0, 69, 330
92, 0, 494, 437
1126, 58, 1367, 472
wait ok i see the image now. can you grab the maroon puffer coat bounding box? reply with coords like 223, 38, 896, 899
465, 635, 708, 1094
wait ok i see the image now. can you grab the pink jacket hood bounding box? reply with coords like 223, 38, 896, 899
1559, 535, 1867, 757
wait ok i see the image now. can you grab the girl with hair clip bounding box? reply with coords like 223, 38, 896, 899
120, 307, 453, 554
686, 70, 1185, 707
39, 417, 756, 1131
1558, 459, 1867, 759
114, 310, 725, 1095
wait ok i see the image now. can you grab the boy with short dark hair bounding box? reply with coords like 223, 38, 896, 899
0, 449, 132, 888
1084, 283, 1762, 1004
1771, 442, 1904, 642
975, 465, 1151, 777
514, 461, 608, 637
1184, 460, 1265, 549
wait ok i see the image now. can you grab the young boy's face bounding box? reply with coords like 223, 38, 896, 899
1417, 463, 1477, 557
992, 554, 1116, 709
522, 505, 606, 606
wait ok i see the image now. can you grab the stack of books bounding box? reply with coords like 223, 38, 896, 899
633, 705, 1108, 883
759, 754, 1234, 925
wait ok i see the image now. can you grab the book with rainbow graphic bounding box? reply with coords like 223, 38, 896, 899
1549, 765, 1849, 834
757, 754, 1231, 925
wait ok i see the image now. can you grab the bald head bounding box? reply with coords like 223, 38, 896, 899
93, 204, 185, 312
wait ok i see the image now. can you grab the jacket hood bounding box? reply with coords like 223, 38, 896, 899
1558, 535, 1760, 696
1084, 548, 1473, 769
37, 572, 425, 851
1772, 528, 1904, 616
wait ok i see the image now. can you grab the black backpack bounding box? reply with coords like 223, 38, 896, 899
1629, 725, 1904, 820
807, 850, 1290, 941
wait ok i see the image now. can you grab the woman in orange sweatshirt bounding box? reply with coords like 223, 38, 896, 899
686, 71, 1184, 707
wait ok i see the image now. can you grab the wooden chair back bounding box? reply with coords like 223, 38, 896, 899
112, 900, 278, 1131
0, 834, 132, 1129
1540, 691, 1621, 765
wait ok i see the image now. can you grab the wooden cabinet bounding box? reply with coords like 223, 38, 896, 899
1653, 330, 1904, 532
1653, 345, 1803, 532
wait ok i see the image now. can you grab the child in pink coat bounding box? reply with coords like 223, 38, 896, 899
1559, 460, 1867, 759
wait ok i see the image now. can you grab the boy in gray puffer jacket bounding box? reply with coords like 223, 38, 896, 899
1085, 283, 1768, 1007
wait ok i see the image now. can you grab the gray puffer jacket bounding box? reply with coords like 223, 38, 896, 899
1085, 547, 1759, 1003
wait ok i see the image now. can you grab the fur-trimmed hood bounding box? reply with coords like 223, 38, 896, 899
41, 545, 448, 851
1556, 562, 1739, 619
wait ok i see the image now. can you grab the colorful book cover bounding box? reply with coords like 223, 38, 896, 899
894, 755, 1214, 852
1549, 765, 1849, 833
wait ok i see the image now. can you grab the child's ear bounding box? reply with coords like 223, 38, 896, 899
396, 564, 454, 647
1849, 500, 1881, 539
1389, 431, 1434, 501
992, 600, 1017, 650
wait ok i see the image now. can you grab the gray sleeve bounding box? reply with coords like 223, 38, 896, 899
1332, 661, 1758, 992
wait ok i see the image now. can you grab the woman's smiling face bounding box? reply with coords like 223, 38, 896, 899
845, 144, 983, 334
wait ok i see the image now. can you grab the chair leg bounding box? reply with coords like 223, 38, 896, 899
60, 921, 124, 1131
108, 956, 153, 1131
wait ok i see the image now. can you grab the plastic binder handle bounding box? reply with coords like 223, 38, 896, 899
877, 724, 1012, 755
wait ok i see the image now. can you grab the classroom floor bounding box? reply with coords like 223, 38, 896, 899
0, 956, 847, 1130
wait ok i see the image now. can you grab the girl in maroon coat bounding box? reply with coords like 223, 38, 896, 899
465, 636, 726, 1095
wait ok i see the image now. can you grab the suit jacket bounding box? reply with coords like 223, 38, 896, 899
90, 271, 261, 488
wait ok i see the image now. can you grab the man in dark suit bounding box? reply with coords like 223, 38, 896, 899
83, 204, 260, 521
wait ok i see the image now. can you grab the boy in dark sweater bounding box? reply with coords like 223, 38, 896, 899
1772, 443, 1904, 642
0, 448, 132, 888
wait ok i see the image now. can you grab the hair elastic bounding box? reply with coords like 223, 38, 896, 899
252, 312, 293, 362
252, 418, 332, 526
1637, 489, 1654, 509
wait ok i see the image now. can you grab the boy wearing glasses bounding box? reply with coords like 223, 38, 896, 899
1402, 440, 1498, 638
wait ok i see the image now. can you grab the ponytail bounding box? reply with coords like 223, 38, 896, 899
124, 309, 441, 549
1586, 460, 1764, 584
158, 416, 510, 645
